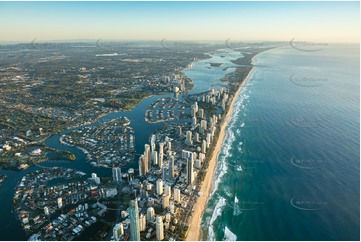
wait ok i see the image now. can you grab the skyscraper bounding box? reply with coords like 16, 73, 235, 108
112, 167, 122, 182
158, 152, 163, 170
162, 166, 168, 181
156, 216, 164, 241
129, 199, 140, 241
138, 154, 147, 176
162, 194, 170, 209
187, 158, 194, 185
164, 185, 171, 197
186, 130, 193, 146
169, 156, 175, 178
151, 134, 156, 152
167, 141, 171, 151
151, 150, 158, 165
200, 120, 207, 134
147, 207, 155, 222
201, 140, 207, 154
174, 188, 181, 203
144, 144, 151, 169
156, 179, 163, 195
139, 213, 147, 232
159, 142, 164, 155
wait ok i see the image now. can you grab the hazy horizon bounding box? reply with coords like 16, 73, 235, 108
0, 1, 359, 43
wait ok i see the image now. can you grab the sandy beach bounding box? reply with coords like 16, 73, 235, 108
186, 67, 254, 241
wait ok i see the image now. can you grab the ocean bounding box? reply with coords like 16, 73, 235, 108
201, 44, 360, 240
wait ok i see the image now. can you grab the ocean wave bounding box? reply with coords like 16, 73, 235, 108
211, 82, 249, 197
235, 165, 243, 171
224, 226, 237, 241
208, 197, 226, 241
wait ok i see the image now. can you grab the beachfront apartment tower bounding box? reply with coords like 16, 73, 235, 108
129, 199, 141, 241
156, 216, 164, 241
187, 158, 194, 185
169, 155, 175, 178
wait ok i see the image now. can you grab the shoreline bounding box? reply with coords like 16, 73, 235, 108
185, 66, 255, 241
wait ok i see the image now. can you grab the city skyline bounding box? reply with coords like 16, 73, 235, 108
0, 1, 359, 43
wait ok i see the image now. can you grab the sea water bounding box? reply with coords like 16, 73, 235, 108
201, 44, 360, 241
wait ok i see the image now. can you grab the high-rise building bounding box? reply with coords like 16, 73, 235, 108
170, 201, 175, 214
151, 151, 158, 165
113, 223, 124, 240
164, 185, 171, 197
198, 109, 204, 119
200, 120, 207, 134
174, 188, 181, 203
194, 102, 198, 112
144, 144, 151, 170
162, 166, 168, 181
181, 150, 193, 159
187, 158, 194, 185
147, 207, 155, 222
169, 156, 175, 178
138, 154, 147, 176
162, 194, 170, 209
151, 134, 156, 152
185, 131, 193, 146
159, 142, 164, 155
158, 152, 163, 170
194, 132, 200, 143
207, 133, 212, 148
199, 153, 206, 162
202, 140, 207, 154
57, 197, 63, 209
178, 126, 182, 136
112, 167, 122, 182
129, 199, 140, 241
156, 216, 164, 241
156, 179, 163, 195
192, 117, 197, 126
167, 141, 172, 151
139, 214, 147, 232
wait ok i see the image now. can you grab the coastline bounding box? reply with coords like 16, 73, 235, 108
185, 66, 255, 241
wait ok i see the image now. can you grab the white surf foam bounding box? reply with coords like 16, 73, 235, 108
208, 197, 226, 241
224, 226, 237, 241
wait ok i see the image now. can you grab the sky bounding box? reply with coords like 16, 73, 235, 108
0, 1, 359, 43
